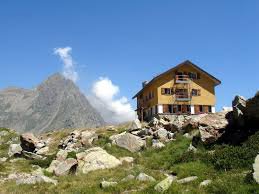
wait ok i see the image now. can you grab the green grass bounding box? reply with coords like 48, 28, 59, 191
1, 128, 259, 194
0, 128, 19, 157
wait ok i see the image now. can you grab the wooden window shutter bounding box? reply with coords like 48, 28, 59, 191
197, 73, 201, 79
171, 88, 175, 95
161, 88, 165, 95
198, 89, 201, 96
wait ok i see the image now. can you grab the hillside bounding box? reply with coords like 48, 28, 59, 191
0, 74, 105, 133
0, 93, 258, 193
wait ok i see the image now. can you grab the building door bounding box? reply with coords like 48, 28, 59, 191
163, 104, 169, 113
182, 105, 188, 113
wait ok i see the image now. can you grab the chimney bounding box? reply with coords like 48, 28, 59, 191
142, 81, 148, 88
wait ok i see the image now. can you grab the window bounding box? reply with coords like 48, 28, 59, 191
177, 105, 182, 112
149, 92, 152, 99
192, 89, 201, 96
208, 106, 212, 113
161, 88, 171, 95
188, 72, 197, 79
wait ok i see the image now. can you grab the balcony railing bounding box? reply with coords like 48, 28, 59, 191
175, 93, 191, 101
175, 75, 190, 83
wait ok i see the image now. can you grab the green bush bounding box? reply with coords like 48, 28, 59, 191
67, 151, 77, 159
208, 131, 259, 170
29, 154, 55, 168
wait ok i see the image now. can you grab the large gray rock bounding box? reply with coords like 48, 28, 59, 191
20, 133, 40, 152
110, 132, 146, 152
129, 119, 142, 131
232, 95, 246, 127
232, 95, 246, 113
198, 112, 229, 144
154, 175, 177, 192
7, 173, 57, 185
199, 179, 212, 187
253, 154, 259, 184
8, 144, 22, 157
245, 92, 259, 127
56, 150, 68, 161
46, 160, 61, 173
76, 147, 121, 174
54, 158, 78, 176
100, 181, 118, 188
136, 173, 155, 182
176, 176, 198, 184
155, 128, 168, 141
80, 131, 98, 146
0, 73, 105, 133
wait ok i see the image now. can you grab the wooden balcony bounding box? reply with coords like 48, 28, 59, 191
175, 93, 191, 101
175, 75, 190, 83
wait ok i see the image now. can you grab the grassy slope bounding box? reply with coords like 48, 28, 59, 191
0, 127, 258, 194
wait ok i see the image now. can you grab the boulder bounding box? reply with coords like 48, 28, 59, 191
7, 173, 57, 185
232, 95, 246, 127
20, 133, 40, 152
199, 179, 212, 187
154, 175, 177, 193
232, 95, 246, 113
198, 112, 229, 144
119, 157, 134, 163
70, 130, 81, 139
155, 128, 168, 141
121, 174, 135, 182
8, 144, 22, 157
22, 150, 44, 160
0, 157, 7, 163
36, 146, 49, 155
76, 147, 121, 174
136, 173, 155, 182
253, 154, 259, 183
100, 181, 118, 188
187, 143, 197, 152
80, 131, 98, 146
56, 149, 68, 161
176, 176, 198, 184
46, 160, 61, 173
110, 132, 146, 152
244, 92, 259, 127
152, 140, 165, 149
54, 158, 78, 176
129, 119, 142, 131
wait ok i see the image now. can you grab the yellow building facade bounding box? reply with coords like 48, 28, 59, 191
132, 60, 221, 121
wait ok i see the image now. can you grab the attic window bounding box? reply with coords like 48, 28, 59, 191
188, 72, 197, 79
191, 89, 201, 96
161, 88, 171, 95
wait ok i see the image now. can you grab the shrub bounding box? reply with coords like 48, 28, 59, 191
67, 151, 77, 159
29, 154, 55, 168
208, 131, 259, 170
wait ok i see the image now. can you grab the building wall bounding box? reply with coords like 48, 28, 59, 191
136, 63, 218, 118
156, 64, 216, 106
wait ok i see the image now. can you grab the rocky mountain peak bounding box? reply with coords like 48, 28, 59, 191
0, 73, 105, 133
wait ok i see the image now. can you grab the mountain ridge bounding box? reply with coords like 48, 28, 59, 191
0, 73, 105, 133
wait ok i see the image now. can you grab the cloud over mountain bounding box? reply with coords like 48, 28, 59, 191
89, 77, 136, 123
54, 47, 79, 83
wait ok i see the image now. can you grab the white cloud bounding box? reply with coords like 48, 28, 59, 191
89, 77, 136, 123
54, 47, 79, 82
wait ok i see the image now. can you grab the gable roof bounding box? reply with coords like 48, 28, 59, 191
132, 60, 221, 99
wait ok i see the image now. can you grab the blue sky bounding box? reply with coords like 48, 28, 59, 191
0, 0, 259, 112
